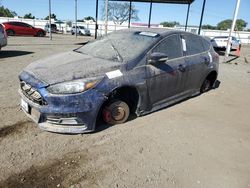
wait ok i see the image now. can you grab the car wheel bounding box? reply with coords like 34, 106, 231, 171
37, 31, 45, 37
6, 29, 14, 36
200, 79, 211, 93
102, 100, 130, 125
71, 32, 74, 35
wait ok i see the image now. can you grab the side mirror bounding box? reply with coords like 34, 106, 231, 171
148, 52, 168, 64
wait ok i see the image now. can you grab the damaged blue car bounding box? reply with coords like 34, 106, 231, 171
19, 28, 219, 134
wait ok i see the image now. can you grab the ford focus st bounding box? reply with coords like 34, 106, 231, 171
19, 28, 219, 134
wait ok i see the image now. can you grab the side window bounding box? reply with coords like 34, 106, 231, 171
201, 38, 211, 51
183, 34, 205, 56
152, 34, 182, 60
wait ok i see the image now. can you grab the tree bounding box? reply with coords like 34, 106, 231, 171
24, 13, 35, 19
83, 16, 95, 22
44, 13, 57, 20
0, 6, 16, 17
102, 2, 139, 25
217, 19, 247, 31
160, 21, 180, 27
202, 24, 217, 30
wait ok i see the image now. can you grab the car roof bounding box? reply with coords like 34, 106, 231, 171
110, 28, 196, 38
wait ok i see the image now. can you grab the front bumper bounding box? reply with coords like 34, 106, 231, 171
19, 89, 106, 134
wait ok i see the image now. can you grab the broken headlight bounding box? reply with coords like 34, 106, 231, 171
47, 79, 99, 94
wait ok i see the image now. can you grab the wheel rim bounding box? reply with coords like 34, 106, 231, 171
111, 106, 126, 121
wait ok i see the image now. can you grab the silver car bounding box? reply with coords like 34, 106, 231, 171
0, 24, 7, 50
71, 26, 91, 36
211, 36, 241, 50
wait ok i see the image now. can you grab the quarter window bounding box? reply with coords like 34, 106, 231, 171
183, 34, 205, 55
152, 34, 182, 60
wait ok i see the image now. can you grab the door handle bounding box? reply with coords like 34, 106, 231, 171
178, 64, 186, 72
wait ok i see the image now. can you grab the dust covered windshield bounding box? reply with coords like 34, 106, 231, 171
76, 30, 160, 62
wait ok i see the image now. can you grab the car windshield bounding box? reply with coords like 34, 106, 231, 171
79, 26, 84, 29
76, 31, 160, 62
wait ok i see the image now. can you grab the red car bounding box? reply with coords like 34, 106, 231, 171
2, 21, 46, 37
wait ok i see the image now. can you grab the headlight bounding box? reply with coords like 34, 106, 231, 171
47, 78, 99, 94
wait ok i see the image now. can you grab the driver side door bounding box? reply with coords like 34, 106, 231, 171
146, 34, 187, 106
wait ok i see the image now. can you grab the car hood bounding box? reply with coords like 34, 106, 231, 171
24, 51, 122, 85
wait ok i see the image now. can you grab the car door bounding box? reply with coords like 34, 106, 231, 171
18, 22, 35, 35
182, 34, 210, 91
146, 34, 188, 105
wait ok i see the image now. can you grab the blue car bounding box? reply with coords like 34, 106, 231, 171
19, 28, 219, 134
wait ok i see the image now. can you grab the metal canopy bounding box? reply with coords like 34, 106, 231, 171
109, 0, 194, 4
95, 0, 201, 39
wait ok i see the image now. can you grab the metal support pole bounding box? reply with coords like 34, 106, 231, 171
49, 0, 52, 40
198, 0, 206, 35
148, 0, 152, 28
105, 0, 108, 35
128, 0, 132, 28
225, 0, 241, 58
95, 0, 99, 39
185, 3, 190, 31
75, 0, 77, 38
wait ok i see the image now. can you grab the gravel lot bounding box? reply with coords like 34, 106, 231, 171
0, 35, 250, 188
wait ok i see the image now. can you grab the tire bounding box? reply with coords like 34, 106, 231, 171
6, 29, 14, 36
102, 100, 130, 125
37, 31, 45, 37
200, 79, 212, 93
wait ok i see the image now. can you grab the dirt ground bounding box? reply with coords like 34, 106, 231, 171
0, 35, 250, 188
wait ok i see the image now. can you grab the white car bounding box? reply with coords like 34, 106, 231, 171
211, 36, 241, 50
0, 24, 7, 50
71, 26, 91, 36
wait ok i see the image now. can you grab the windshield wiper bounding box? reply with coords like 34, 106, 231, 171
107, 37, 123, 62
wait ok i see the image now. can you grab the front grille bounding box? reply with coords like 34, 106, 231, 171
20, 81, 46, 105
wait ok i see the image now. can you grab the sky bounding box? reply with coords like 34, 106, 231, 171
1, 0, 250, 28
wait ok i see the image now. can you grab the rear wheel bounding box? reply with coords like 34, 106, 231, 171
102, 100, 130, 125
37, 31, 45, 37
200, 79, 212, 93
6, 29, 14, 36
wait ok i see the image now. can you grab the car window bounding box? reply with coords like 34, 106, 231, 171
183, 34, 205, 55
201, 37, 211, 51
152, 34, 182, 60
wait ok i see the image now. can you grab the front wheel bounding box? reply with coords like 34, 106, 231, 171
37, 31, 45, 37
102, 100, 130, 125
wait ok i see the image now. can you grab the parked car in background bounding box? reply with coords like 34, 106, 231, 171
2, 21, 46, 37
71, 26, 91, 36
0, 24, 7, 50
44, 23, 57, 33
211, 36, 241, 50
19, 28, 219, 134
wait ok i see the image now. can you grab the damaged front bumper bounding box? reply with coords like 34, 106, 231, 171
19, 88, 106, 134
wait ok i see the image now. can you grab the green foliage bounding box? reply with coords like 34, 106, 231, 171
23, 13, 35, 19
83, 16, 95, 22
102, 2, 139, 25
217, 19, 247, 31
44, 13, 57, 20
160, 21, 180, 27
202, 24, 217, 30
0, 6, 15, 17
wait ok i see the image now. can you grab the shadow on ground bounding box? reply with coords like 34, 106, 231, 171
0, 50, 34, 59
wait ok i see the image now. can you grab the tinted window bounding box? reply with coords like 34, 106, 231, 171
183, 34, 205, 55
201, 37, 211, 51
152, 34, 182, 60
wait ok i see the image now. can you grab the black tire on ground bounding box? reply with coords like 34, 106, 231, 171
200, 79, 212, 93
37, 31, 45, 37
6, 29, 14, 36
102, 100, 130, 125
71, 32, 75, 35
